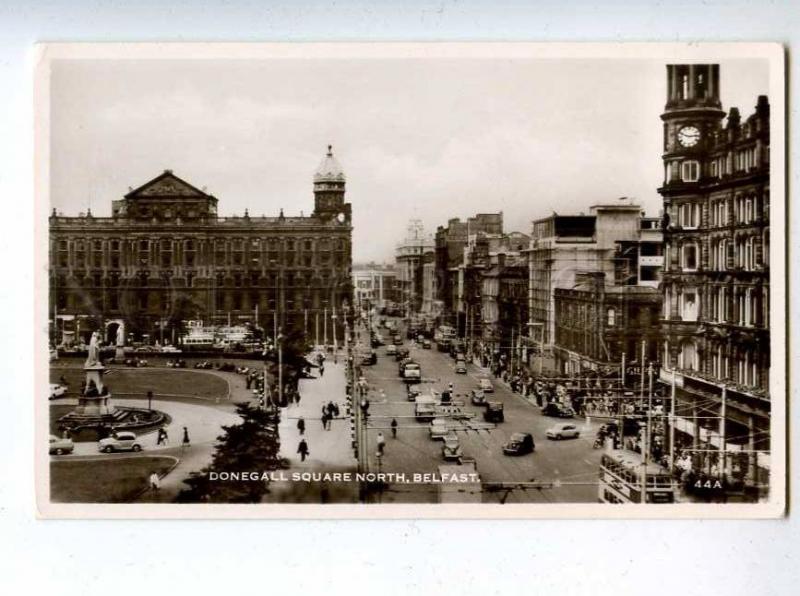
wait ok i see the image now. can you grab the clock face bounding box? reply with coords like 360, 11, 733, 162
678, 126, 701, 148
336, 212, 346, 223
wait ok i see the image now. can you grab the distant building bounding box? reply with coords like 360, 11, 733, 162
49, 146, 353, 344
395, 220, 434, 316
434, 213, 503, 321
352, 263, 399, 311
658, 64, 770, 496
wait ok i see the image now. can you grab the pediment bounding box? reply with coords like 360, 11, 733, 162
126, 171, 209, 199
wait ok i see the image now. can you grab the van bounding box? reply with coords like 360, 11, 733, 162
415, 395, 437, 421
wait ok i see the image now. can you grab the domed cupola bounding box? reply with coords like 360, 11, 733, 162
313, 145, 348, 221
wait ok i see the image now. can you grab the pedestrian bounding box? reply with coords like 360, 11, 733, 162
390, 418, 398, 439
321, 411, 329, 430
327, 400, 336, 417
319, 364, 325, 377
376, 432, 386, 455
182, 426, 191, 449
297, 438, 310, 462
156, 428, 165, 446
297, 417, 306, 436
332, 402, 340, 417
149, 471, 160, 494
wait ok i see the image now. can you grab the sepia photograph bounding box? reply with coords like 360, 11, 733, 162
34, 43, 785, 517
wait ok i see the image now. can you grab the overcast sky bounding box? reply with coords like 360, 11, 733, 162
50, 57, 768, 263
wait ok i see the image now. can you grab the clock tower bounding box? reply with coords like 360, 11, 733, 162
313, 145, 351, 224
661, 64, 725, 188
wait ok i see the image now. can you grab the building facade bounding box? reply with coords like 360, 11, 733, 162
394, 220, 435, 316
434, 213, 503, 323
554, 272, 662, 376
659, 64, 770, 496
50, 147, 353, 345
352, 263, 399, 312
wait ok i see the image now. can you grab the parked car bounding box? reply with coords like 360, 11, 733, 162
441, 433, 463, 461
361, 351, 377, 366
421, 338, 432, 349
49, 434, 74, 455
503, 432, 535, 455
470, 389, 487, 406
98, 431, 142, 453
386, 344, 398, 356
49, 384, 67, 400
161, 345, 182, 353
483, 401, 505, 423
546, 422, 581, 440
542, 402, 575, 418
454, 359, 467, 374
478, 377, 494, 393
429, 418, 453, 440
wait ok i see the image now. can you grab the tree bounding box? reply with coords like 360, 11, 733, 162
175, 403, 282, 503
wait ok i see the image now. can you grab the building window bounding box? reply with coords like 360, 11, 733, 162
679, 203, 699, 228
681, 291, 698, 322
606, 308, 616, 327
682, 242, 698, 271
681, 160, 700, 183
680, 340, 698, 371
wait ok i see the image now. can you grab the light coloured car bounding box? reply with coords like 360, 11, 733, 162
478, 378, 494, 393
98, 431, 142, 453
441, 432, 463, 460
545, 423, 581, 440
49, 384, 67, 400
161, 345, 182, 353
429, 418, 453, 440
386, 344, 398, 355
49, 434, 74, 455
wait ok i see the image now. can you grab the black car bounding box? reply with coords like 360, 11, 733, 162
483, 401, 505, 423
361, 351, 377, 366
395, 347, 410, 361
503, 432, 535, 455
542, 402, 575, 418
421, 338, 432, 349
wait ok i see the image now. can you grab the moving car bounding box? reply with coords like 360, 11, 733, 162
49, 434, 74, 455
441, 433, 463, 461
454, 359, 467, 374
542, 402, 575, 418
98, 431, 142, 453
393, 335, 403, 346
503, 432, 535, 455
546, 422, 581, 440
483, 401, 505, 423
478, 377, 494, 393
470, 389, 487, 406
429, 418, 453, 440
421, 338, 432, 349
407, 384, 421, 402
386, 344, 398, 356
395, 347, 410, 361
49, 384, 67, 400
402, 361, 422, 383
361, 351, 377, 366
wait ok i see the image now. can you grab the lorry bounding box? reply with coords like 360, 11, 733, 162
414, 395, 438, 421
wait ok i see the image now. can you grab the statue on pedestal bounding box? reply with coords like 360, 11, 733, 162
86, 330, 101, 367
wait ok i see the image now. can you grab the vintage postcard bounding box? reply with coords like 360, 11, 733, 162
34, 43, 786, 518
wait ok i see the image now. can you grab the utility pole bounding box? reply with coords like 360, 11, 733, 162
720, 384, 727, 486
641, 362, 654, 504
315, 311, 320, 347
639, 339, 646, 406
277, 329, 283, 408
323, 307, 328, 347
669, 368, 677, 472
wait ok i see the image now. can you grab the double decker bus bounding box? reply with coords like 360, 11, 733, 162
598, 450, 676, 504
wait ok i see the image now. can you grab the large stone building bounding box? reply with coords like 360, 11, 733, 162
49, 146, 353, 345
394, 220, 434, 316
658, 64, 770, 496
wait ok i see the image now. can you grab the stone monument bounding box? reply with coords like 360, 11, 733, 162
60, 330, 124, 435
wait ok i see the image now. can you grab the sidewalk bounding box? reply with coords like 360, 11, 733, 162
266, 360, 359, 503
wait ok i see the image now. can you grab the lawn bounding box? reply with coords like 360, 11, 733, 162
50, 367, 228, 399
50, 456, 177, 503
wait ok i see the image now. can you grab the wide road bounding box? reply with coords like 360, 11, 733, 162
356, 318, 605, 504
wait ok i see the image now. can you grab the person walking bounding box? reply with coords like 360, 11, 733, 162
319, 364, 325, 377
156, 428, 165, 446
297, 438, 310, 462
297, 417, 306, 436
376, 432, 386, 456
149, 471, 161, 495
390, 418, 398, 439
321, 411, 330, 431
181, 426, 190, 450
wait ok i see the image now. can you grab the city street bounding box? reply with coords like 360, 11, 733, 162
356, 319, 606, 503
